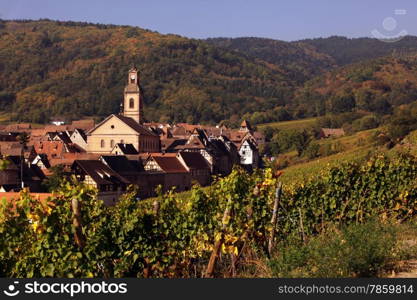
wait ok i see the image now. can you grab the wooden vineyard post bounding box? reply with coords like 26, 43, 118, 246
268, 182, 282, 256
299, 207, 306, 243
205, 199, 232, 278
71, 198, 85, 249
153, 200, 160, 215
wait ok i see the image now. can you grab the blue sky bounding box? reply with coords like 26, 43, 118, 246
1, 0, 416, 41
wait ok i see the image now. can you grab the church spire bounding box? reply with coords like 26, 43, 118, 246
123, 66, 143, 124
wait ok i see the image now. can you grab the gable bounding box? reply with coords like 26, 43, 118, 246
144, 157, 163, 172
87, 115, 139, 136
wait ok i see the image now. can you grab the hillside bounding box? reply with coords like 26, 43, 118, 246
294, 55, 417, 117
207, 36, 417, 71
205, 37, 336, 83
206, 36, 417, 121
0, 20, 294, 124
300, 35, 417, 66
4, 20, 417, 124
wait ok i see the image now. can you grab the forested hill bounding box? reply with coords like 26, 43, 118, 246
293, 54, 417, 117
205, 37, 337, 83
300, 36, 417, 66
3, 20, 417, 125
207, 36, 417, 70
0, 20, 294, 124
206, 36, 417, 122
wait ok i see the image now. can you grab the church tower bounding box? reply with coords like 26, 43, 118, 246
123, 66, 143, 124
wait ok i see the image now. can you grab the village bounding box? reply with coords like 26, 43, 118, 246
0, 67, 264, 204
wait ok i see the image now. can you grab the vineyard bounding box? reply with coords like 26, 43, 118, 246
1, 153, 417, 277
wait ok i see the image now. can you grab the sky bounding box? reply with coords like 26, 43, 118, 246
1, 0, 417, 41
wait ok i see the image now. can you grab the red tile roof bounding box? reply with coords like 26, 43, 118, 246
0, 192, 55, 213
321, 128, 345, 138
71, 119, 95, 131
5, 123, 32, 131
178, 152, 210, 170
34, 141, 65, 158
151, 155, 188, 173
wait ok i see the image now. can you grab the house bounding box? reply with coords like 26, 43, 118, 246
34, 141, 66, 159
320, 128, 345, 138
42, 119, 95, 134
144, 153, 191, 192
0, 133, 18, 142
170, 125, 190, 139
0, 156, 45, 192
47, 153, 100, 172
32, 154, 50, 170
167, 128, 237, 176
4, 123, 32, 132
111, 143, 139, 155
100, 154, 166, 198
71, 160, 129, 206
176, 152, 211, 186
44, 131, 72, 143
252, 131, 265, 147
70, 120, 95, 132
161, 138, 187, 152
239, 119, 252, 133
0, 156, 20, 192
69, 129, 88, 151
100, 155, 142, 184
0, 141, 24, 157
238, 138, 259, 171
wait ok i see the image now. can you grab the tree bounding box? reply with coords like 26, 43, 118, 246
293, 130, 312, 157
304, 142, 320, 159
42, 164, 67, 192
328, 91, 356, 113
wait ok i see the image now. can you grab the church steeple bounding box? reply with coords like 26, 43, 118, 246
123, 66, 143, 124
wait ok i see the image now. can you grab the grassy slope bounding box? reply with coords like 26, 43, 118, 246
257, 117, 318, 131
279, 128, 380, 184
280, 145, 376, 184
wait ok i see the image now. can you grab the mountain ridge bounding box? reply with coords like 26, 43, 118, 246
2, 19, 417, 124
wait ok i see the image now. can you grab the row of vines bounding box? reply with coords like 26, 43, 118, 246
1, 153, 417, 277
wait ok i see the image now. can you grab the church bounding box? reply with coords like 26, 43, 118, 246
86, 67, 160, 154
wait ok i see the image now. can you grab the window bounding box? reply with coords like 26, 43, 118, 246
129, 98, 135, 109
111, 125, 115, 129
120, 139, 124, 144
101, 139, 105, 148
110, 140, 115, 148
